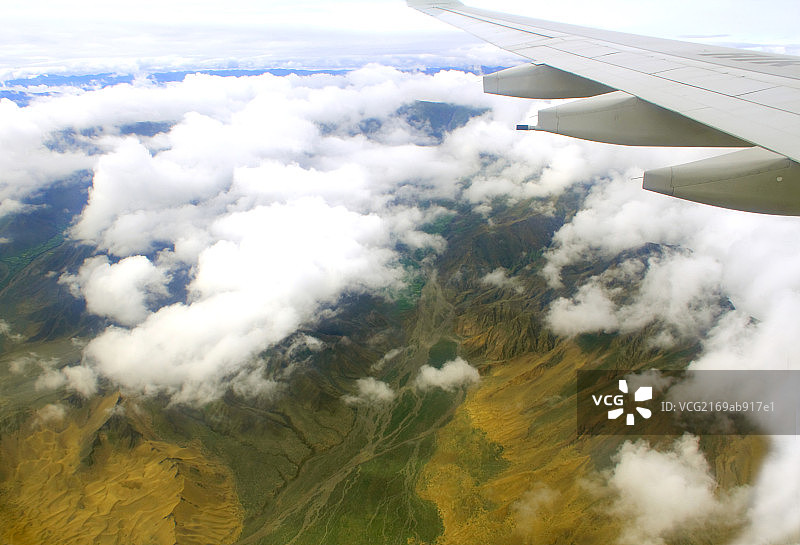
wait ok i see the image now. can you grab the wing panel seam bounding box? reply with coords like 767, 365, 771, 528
530, 42, 800, 118
433, 5, 800, 81
436, 7, 557, 40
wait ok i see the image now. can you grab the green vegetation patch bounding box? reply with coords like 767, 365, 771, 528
0, 234, 64, 291
427, 338, 458, 368
272, 439, 443, 545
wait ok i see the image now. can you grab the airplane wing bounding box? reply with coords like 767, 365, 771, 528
408, 0, 800, 215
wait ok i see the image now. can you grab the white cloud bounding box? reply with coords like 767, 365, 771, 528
286, 334, 324, 355
370, 347, 404, 372
36, 403, 67, 424
481, 267, 524, 293
0, 199, 30, 219
35, 368, 68, 391
541, 168, 800, 342
1, 0, 795, 79
230, 366, 280, 399
60, 255, 169, 326
733, 436, 800, 545
4, 64, 798, 543
61, 365, 98, 397
547, 252, 724, 344
0, 99, 94, 207
541, 158, 800, 545
0, 69, 713, 408
342, 377, 396, 405
415, 357, 479, 392
35, 364, 98, 397
0, 319, 23, 342
0, 67, 609, 404
607, 436, 746, 545
547, 281, 620, 335
9, 353, 60, 375
80, 197, 403, 403
542, 168, 720, 288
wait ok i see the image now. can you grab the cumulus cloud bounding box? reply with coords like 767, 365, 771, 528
0, 100, 95, 207
415, 357, 479, 392
79, 197, 402, 403
230, 366, 280, 399
543, 167, 716, 288
2, 67, 691, 408
547, 252, 724, 344
542, 157, 800, 544
733, 436, 800, 545
35, 368, 67, 391
9, 353, 59, 375
35, 364, 98, 397
62, 365, 99, 397
542, 168, 800, 350
60, 255, 169, 326
6, 65, 795, 541
480, 267, 524, 293
36, 403, 67, 424
342, 377, 396, 405
0, 199, 31, 219
547, 281, 620, 335
0, 319, 23, 342
607, 436, 746, 545
1, 66, 637, 404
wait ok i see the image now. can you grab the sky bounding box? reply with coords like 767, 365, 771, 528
1, 0, 799, 78
1, 1, 799, 544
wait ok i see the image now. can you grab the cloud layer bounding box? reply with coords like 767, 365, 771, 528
4, 63, 800, 544
541, 158, 800, 545
608, 436, 746, 545
4, 67, 620, 402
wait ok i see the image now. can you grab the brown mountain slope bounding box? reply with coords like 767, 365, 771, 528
0, 394, 243, 545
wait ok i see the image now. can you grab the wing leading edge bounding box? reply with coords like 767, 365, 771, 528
409, 0, 800, 215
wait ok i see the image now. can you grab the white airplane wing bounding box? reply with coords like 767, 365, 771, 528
408, 0, 800, 215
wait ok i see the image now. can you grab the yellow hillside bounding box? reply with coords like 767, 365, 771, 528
0, 394, 243, 545
416, 341, 766, 545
